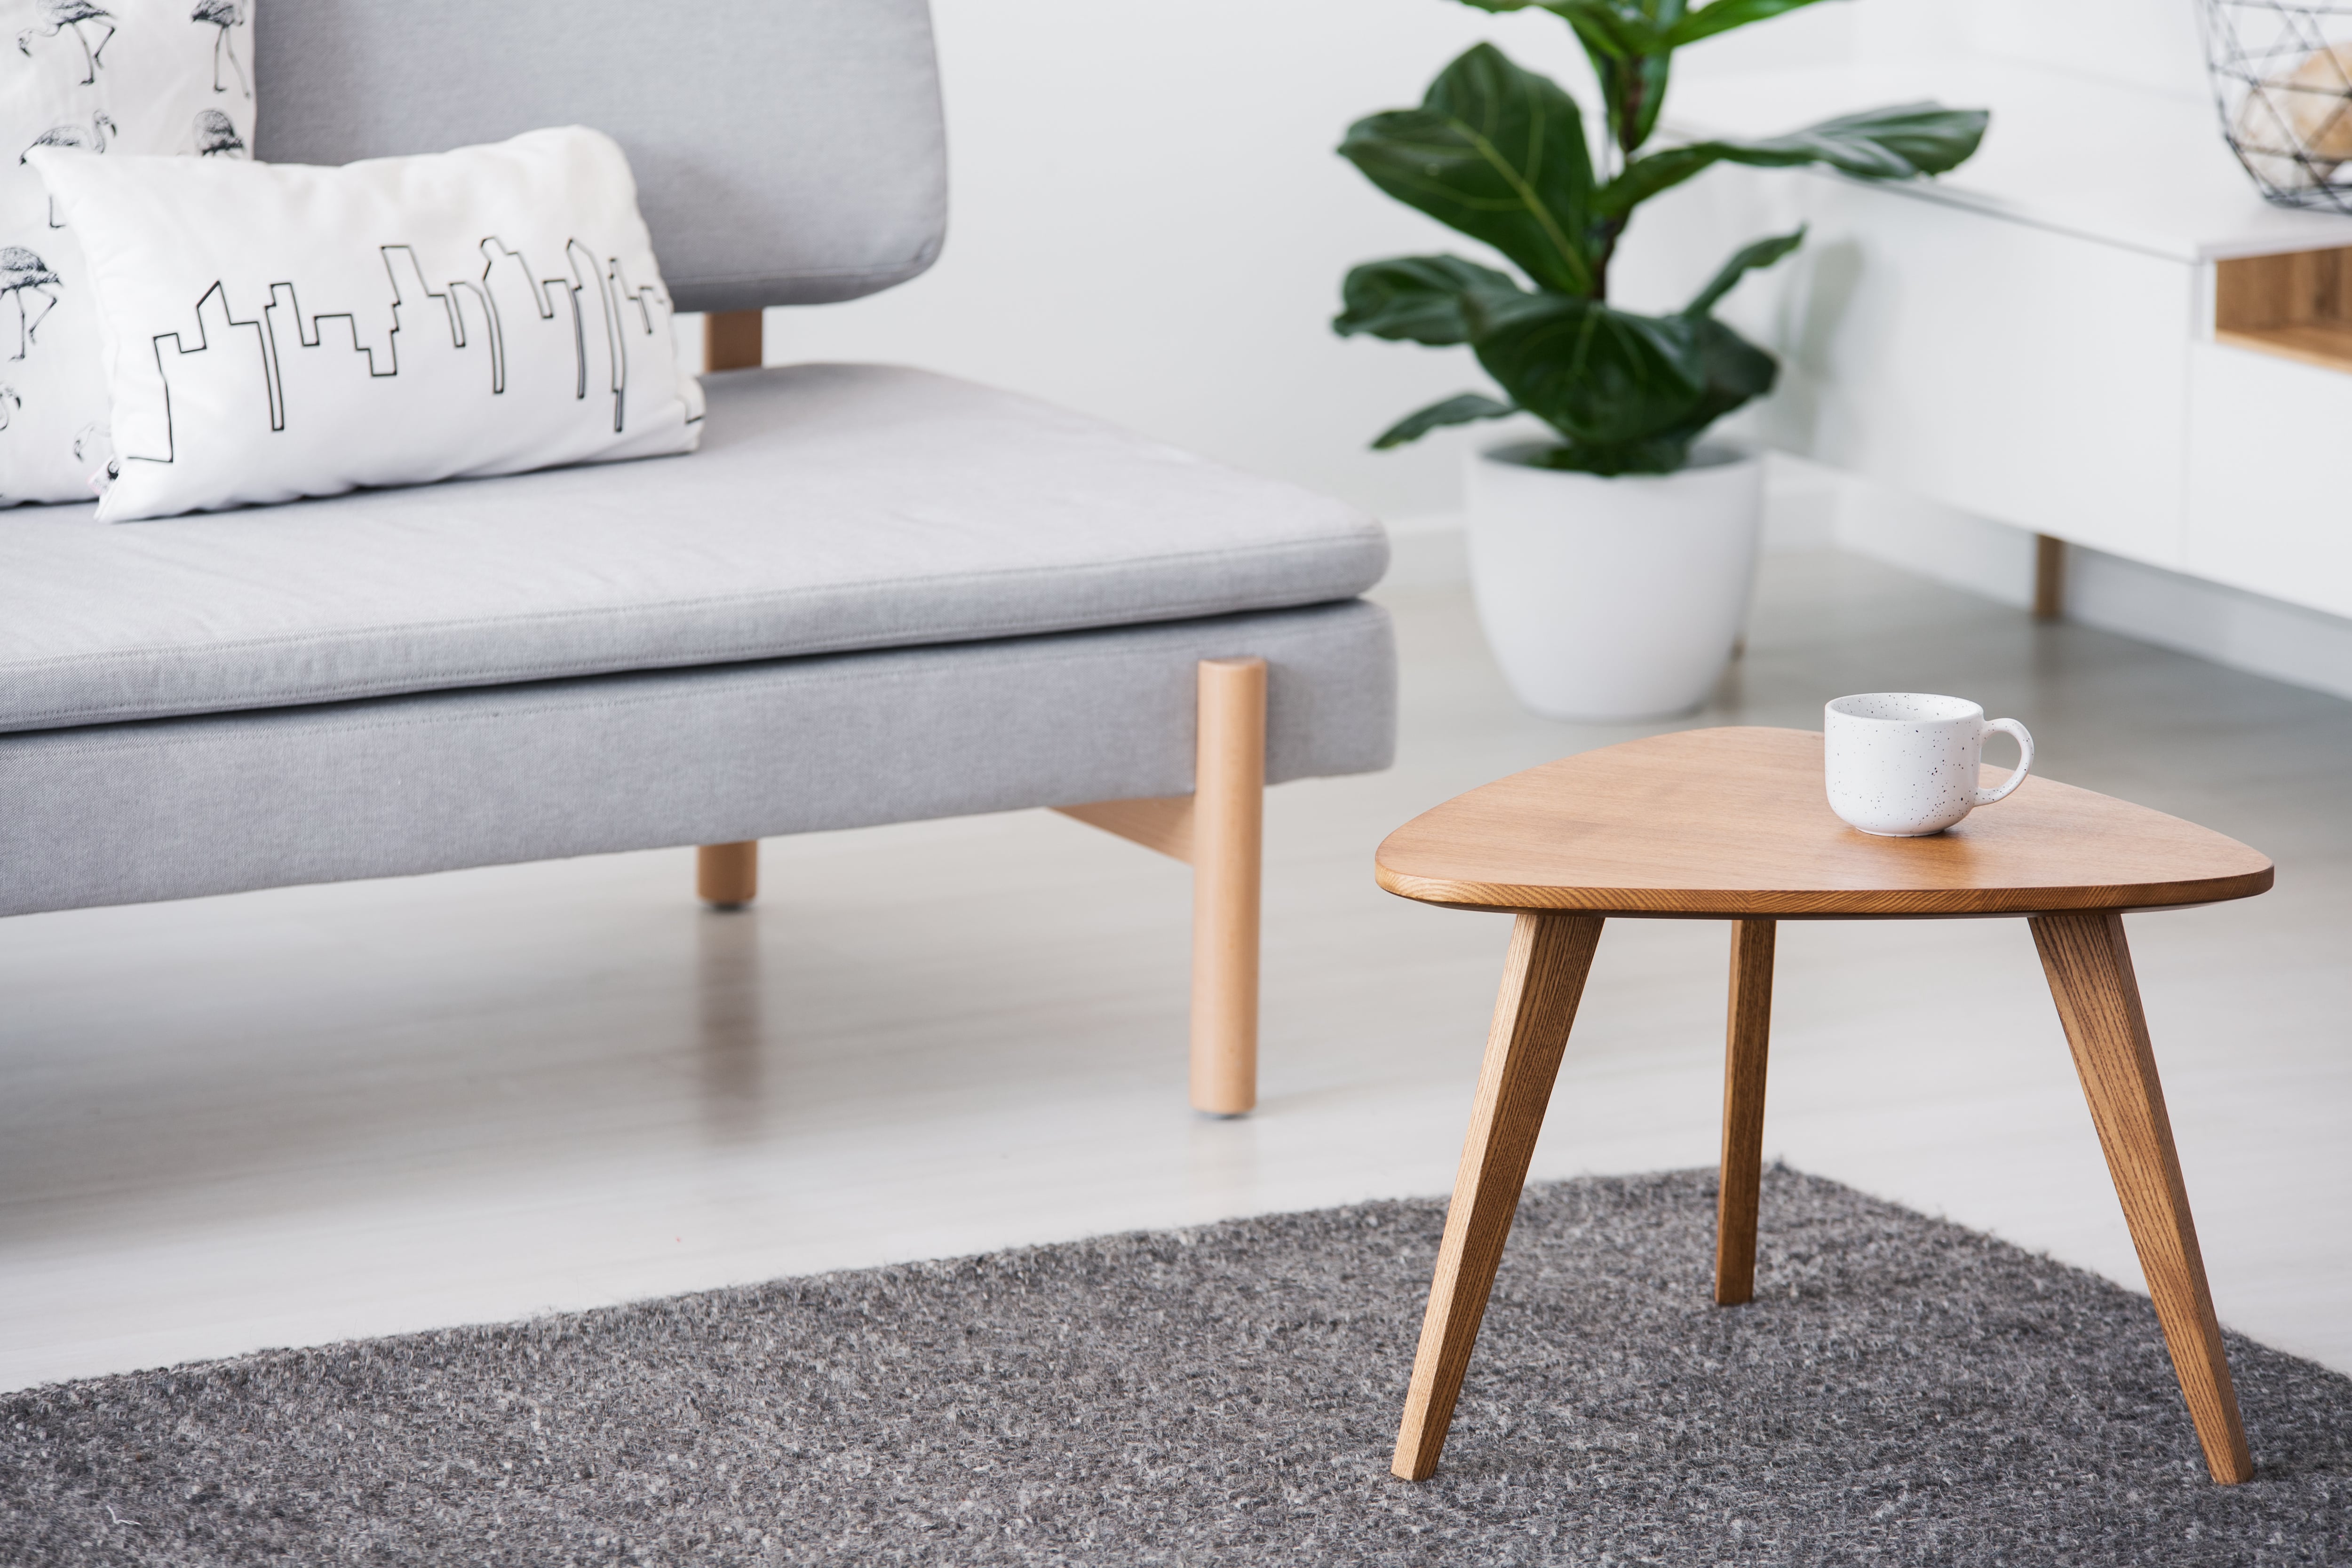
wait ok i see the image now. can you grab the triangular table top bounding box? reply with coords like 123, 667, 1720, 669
1375, 727, 2273, 919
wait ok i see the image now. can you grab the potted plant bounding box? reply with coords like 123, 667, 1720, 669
1336, 2, 1987, 720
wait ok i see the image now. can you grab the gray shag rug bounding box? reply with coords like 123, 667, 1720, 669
6, 1169, 2349, 1567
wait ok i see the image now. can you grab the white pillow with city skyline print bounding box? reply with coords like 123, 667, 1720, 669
0, 0, 255, 506
31, 126, 704, 523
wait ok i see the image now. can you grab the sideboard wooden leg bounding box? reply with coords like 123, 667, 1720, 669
1715, 917, 1777, 1306
1392, 911, 1605, 1481
2031, 910, 2253, 1484
697, 841, 759, 909
2033, 533, 2067, 619
1189, 657, 1266, 1117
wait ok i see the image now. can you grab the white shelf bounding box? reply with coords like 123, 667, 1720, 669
1668, 56, 2352, 263
1645, 53, 2352, 620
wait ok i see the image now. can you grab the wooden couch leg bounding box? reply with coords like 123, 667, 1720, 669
704, 309, 763, 373
698, 841, 759, 909
1189, 657, 1265, 1116
1048, 657, 1267, 1114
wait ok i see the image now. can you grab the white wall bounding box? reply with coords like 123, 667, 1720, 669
728, 0, 1853, 523
1956, 0, 2207, 98
707, 0, 2352, 702
719, 0, 2215, 526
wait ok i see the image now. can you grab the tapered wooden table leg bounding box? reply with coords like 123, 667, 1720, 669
1392, 912, 1604, 1482
1715, 918, 1776, 1306
2032, 911, 2253, 1484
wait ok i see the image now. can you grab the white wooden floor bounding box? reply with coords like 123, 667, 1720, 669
3, 549, 2347, 1394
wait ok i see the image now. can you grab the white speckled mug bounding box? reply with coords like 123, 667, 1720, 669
1824, 693, 2035, 837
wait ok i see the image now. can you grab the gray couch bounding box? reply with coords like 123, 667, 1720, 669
0, 0, 1396, 1115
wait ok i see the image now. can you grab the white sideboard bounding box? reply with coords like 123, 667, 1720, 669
1625, 56, 2352, 623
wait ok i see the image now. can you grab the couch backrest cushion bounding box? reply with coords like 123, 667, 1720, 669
254, 0, 947, 313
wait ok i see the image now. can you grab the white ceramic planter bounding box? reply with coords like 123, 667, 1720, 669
1464, 440, 1765, 721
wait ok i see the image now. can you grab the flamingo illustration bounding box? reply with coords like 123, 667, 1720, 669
191, 0, 246, 97
16, 1, 114, 86
192, 108, 244, 157
0, 248, 62, 361
0, 386, 18, 432
21, 112, 116, 225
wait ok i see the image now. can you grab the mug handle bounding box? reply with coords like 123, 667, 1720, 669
1972, 718, 2035, 807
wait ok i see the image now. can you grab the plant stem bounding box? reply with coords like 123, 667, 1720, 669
1591, 64, 1647, 302
1592, 216, 1624, 302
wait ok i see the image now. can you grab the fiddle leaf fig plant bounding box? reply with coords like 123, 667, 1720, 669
1336, 3, 1988, 475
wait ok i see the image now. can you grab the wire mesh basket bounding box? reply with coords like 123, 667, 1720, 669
2204, 0, 2352, 211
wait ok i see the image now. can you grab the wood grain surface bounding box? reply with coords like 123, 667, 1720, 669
1053, 797, 1194, 863
1375, 728, 2273, 919
1188, 658, 1266, 1117
2032, 911, 2254, 1484
1714, 919, 1776, 1307
2215, 247, 2352, 375
1392, 912, 1605, 1481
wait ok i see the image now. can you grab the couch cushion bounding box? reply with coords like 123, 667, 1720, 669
0, 602, 1396, 917
0, 365, 1388, 734
256, 0, 948, 314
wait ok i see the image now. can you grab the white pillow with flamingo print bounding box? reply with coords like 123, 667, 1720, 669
31, 126, 704, 522
0, 0, 255, 506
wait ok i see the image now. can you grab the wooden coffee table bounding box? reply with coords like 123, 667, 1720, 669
1377, 727, 2273, 1486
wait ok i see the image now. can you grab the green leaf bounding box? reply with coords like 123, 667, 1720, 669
1594, 101, 1991, 217
1334, 255, 1533, 346
1532, 1, 1668, 59
1371, 392, 1521, 450
1337, 43, 1599, 296
1621, 51, 1675, 154
1447, 0, 1675, 152
1466, 293, 1780, 471
1524, 435, 1698, 475
1756, 101, 1991, 175
1470, 293, 1705, 449
1680, 313, 1779, 431
1663, 0, 1841, 49
1683, 225, 1804, 317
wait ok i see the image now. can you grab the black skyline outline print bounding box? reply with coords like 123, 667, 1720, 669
123, 236, 674, 468
16, 0, 114, 87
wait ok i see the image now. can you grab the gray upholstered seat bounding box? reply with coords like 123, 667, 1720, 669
0, 366, 1386, 735
0, 600, 1393, 918
5, 0, 1396, 1118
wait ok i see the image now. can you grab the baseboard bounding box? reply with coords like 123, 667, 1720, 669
1824, 467, 2352, 705
2063, 549, 2352, 704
